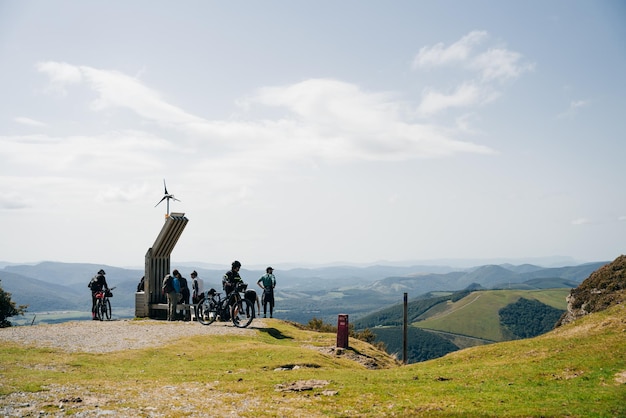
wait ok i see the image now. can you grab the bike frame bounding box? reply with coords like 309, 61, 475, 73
196, 284, 254, 328
94, 286, 115, 321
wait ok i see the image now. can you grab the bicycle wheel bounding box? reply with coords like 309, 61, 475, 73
96, 300, 103, 321
196, 298, 217, 325
232, 298, 253, 328
104, 299, 112, 320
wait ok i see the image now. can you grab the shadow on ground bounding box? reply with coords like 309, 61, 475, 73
257, 327, 294, 340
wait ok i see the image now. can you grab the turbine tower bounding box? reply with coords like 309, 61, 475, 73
154, 179, 180, 216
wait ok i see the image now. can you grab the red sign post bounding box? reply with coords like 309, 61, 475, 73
337, 314, 349, 349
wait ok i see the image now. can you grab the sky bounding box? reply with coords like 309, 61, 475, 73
1, 1, 625, 269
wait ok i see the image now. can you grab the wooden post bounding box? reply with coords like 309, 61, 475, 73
403, 292, 408, 364
337, 314, 349, 349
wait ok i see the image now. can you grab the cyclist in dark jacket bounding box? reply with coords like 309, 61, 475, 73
176, 270, 191, 321
88, 269, 109, 320
222, 260, 243, 304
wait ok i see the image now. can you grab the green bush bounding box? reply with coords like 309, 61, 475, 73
0, 280, 27, 328
499, 297, 564, 339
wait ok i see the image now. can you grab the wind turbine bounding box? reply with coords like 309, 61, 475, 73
155, 179, 180, 216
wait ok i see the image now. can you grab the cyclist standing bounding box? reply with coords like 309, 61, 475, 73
223, 261, 243, 304
257, 267, 276, 318
88, 269, 109, 320
191, 270, 204, 304
176, 270, 191, 321
162, 272, 181, 321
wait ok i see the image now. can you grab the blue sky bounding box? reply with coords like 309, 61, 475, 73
1, 1, 625, 268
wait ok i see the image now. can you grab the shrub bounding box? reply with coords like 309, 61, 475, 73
0, 280, 28, 328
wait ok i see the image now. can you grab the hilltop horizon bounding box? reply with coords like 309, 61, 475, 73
0, 254, 608, 271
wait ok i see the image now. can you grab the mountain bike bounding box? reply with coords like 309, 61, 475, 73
196, 283, 254, 328
94, 286, 116, 321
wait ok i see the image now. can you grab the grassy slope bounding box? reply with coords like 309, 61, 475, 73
415, 289, 569, 341
1, 305, 624, 417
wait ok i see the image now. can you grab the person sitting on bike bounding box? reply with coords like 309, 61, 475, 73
222, 260, 243, 306
88, 269, 109, 320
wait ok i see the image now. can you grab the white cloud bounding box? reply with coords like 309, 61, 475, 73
79, 66, 205, 126
36, 61, 83, 84
413, 31, 488, 68
412, 31, 533, 115
618, 216, 626, 222
571, 217, 591, 225
245, 78, 495, 160
0, 131, 177, 180
1, 65, 499, 218
37, 62, 204, 126
558, 99, 589, 119
455, 113, 481, 134
36, 65, 495, 163
470, 48, 535, 82
95, 184, 149, 203
413, 31, 533, 80
15, 117, 47, 127
417, 82, 499, 116
36, 61, 83, 96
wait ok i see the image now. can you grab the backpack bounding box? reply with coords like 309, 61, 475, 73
162, 275, 174, 294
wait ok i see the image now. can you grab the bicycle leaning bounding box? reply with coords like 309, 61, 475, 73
94, 286, 116, 321
196, 283, 254, 328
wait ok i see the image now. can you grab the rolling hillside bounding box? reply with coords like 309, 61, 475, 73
351, 288, 568, 363
0, 304, 624, 416
414, 289, 568, 342
355, 255, 625, 364
0, 259, 608, 327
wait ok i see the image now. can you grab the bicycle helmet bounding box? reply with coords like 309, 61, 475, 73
232, 260, 241, 268
98, 269, 106, 275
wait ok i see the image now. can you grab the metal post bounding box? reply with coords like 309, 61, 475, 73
403, 292, 408, 364
337, 314, 349, 349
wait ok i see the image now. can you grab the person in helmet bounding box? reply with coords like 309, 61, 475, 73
223, 261, 243, 295
88, 269, 109, 320
257, 267, 276, 318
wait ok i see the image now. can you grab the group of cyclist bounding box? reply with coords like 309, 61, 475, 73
222, 260, 277, 319
88, 260, 277, 321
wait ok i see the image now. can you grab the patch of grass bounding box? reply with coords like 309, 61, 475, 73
1, 306, 624, 416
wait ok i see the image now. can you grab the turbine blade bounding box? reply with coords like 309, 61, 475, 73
163, 179, 169, 195
155, 196, 167, 207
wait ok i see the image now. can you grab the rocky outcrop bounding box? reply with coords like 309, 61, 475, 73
557, 255, 626, 326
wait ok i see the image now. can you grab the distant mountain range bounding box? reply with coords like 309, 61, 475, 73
0, 259, 608, 326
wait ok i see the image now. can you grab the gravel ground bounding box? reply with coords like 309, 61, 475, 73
0, 318, 266, 353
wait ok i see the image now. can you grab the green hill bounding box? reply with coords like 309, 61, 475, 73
415, 289, 568, 342
0, 305, 624, 417
353, 288, 569, 362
